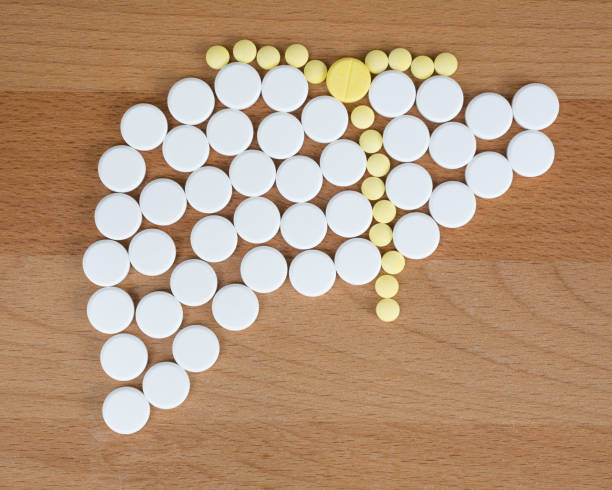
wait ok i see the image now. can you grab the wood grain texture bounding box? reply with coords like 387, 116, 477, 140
1, 1, 611, 488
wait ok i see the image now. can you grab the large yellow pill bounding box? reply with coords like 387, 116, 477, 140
285, 43, 309, 68
411, 55, 434, 80
257, 45, 281, 70
326, 57, 371, 103
376, 298, 400, 322
373, 200, 396, 223
369, 223, 393, 247
359, 129, 383, 154
361, 176, 385, 200
366, 153, 390, 177
388, 48, 412, 71
233, 39, 256, 63
381, 250, 405, 274
365, 49, 389, 74
351, 105, 375, 129
434, 52, 458, 76
206, 45, 230, 70
375, 274, 399, 298
304, 59, 327, 84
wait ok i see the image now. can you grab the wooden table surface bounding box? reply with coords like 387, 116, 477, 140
1, 1, 611, 488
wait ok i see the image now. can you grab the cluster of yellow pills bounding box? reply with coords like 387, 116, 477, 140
363, 48, 458, 79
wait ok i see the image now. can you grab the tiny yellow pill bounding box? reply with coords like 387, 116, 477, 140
372, 200, 396, 223
375, 275, 399, 298
206, 45, 230, 70
304, 59, 327, 84
369, 223, 393, 247
388, 48, 412, 71
359, 129, 383, 154
351, 105, 375, 129
381, 250, 405, 275
411, 55, 435, 80
361, 176, 385, 200
326, 57, 371, 103
285, 43, 309, 68
257, 45, 281, 70
366, 153, 390, 177
365, 49, 389, 74
376, 298, 400, 322
233, 39, 257, 63
434, 52, 458, 76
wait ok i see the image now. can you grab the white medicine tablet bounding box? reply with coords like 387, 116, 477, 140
94, 193, 142, 240
170, 259, 217, 306
507, 130, 555, 177
136, 291, 183, 339
100, 333, 148, 381
465, 152, 513, 198
162, 125, 209, 172
139, 178, 186, 226
429, 122, 476, 169
393, 212, 440, 260
172, 325, 220, 373
142, 362, 190, 409
212, 284, 259, 331
301, 96, 348, 143
191, 215, 237, 262
326, 190, 372, 238
83, 240, 130, 287
214, 62, 261, 110
289, 250, 336, 297
512, 82, 559, 130
128, 228, 176, 276
120, 103, 168, 151
465, 92, 513, 140
429, 181, 476, 228
233, 197, 280, 244
320, 139, 367, 186
167, 77, 215, 125
87, 287, 134, 334
275, 155, 323, 203
280, 203, 327, 249
240, 246, 287, 293
257, 112, 304, 160
416, 75, 463, 123
334, 238, 381, 286
98, 145, 146, 193
383, 115, 430, 162
206, 109, 253, 156
385, 163, 433, 210
102, 387, 150, 435
262, 65, 309, 112
185, 166, 232, 213
230, 150, 276, 196
368, 70, 416, 118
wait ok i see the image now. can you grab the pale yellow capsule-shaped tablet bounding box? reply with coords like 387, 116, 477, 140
365, 49, 389, 74
233, 39, 257, 63
369, 223, 393, 247
206, 45, 230, 70
372, 200, 396, 223
434, 52, 458, 76
359, 129, 383, 154
361, 176, 385, 201
375, 274, 399, 298
351, 105, 375, 129
366, 153, 390, 177
285, 43, 309, 68
257, 45, 281, 70
411, 55, 434, 80
381, 250, 405, 275
376, 298, 400, 322
326, 57, 371, 103
388, 48, 412, 71
304, 59, 327, 84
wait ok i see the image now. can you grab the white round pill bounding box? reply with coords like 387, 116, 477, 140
334, 238, 381, 286
233, 197, 280, 244
214, 62, 261, 110
87, 287, 134, 334
94, 193, 142, 240
326, 190, 372, 238
320, 139, 367, 187
139, 178, 186, 226
289, 250, 336, 297
185, 166, 232, 213
83, 240, 130, 287
128, 228, 175, 276
393, 212, 440, 260
465, 92, 513, 140
429, 122, 476, 170
383, 115, 430, 162
301, 95, 348, 143
162, 125, 209, 172
191, 215, 237, 262
212, 284, 259, 331
98, 145, 146, 193
240, 246, 287, 293
120, 103, 168, 151
172, 325, 220, 373
136, 291, 183, 339
429, 181, 476, 228
512, 82, 559, 130
142, 362, 190, 409
262, 65, 309, 112
100, 333, 148, 381
102, 387, 150, 435
280, 203, 327, 249
368, 70, 416, 118
385, 163, 433, 210
167, 77, 215, 125
170, 259, 217, 306
416, 75, 463, 123
257, 112, 304, 160
465, 151, 513, 198
230, 150, 276, 197
275, 155, 323, 203
507, 130, 555, 178
206, 109, 253, 156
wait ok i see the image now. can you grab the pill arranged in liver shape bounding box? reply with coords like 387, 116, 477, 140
429, 122, 476, 169
465, 92, 513, 140
385, 163, 433, 211
172, 325, 220, 373
87, 287, 134, 335
289, 250, 336, 297
98, 145, 146, 193
102, 387, 150, 435
234, 197, 281, 244
320, 139, 367, 186
212, 284, 259, 331
240, 246, 287, 294
139, 178, 186, 226
429, 181, 477, 228
120, 103, 168, 151
383, 115, 430, 162
275, 155, 323, 203
416, 75, 463, 123
326, 190, 372, 238
369, 70, 416, 118
191, 215, 238, 262
170, 259, 218, 306
262, 65, 309, 112
185, 166, 232, 214
135, 291, 183, 339
393, 212, 440, 259
162, 125, 209, 172
94, 193, 142, 241
128, 228, 176, 276
257, 112, 304, 159
512, 82, 559, 130
142, 362, 190, 409
167, 77, 215, 125
507, 130, 555, 177
83, 240, 130, 287
334, 238, 381, 285
214, 62, 261, 110
230, 150, 276, 197
280, 202, 327, 250
301, 96, 348, 143
100, 333, 148, 381
465, 151, 513, 198
206, 109, 253, 156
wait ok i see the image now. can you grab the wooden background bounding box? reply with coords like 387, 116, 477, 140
1, 1, 611, 488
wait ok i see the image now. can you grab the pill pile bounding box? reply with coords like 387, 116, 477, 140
85, 40, 559, 434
